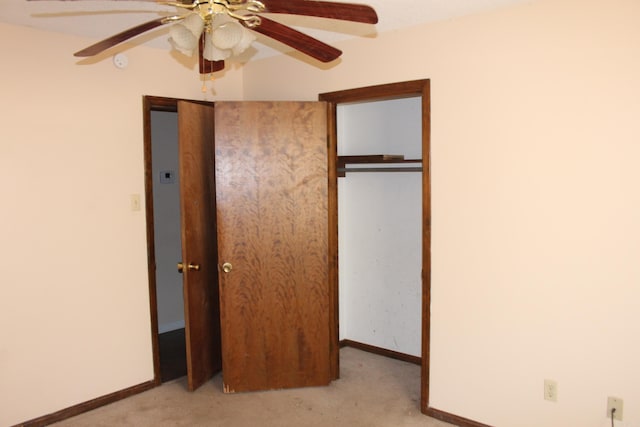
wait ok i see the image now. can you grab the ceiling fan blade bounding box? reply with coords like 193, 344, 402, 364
74, 16, 176, 56
261, 0, 378, 24
247, 16, 341, 63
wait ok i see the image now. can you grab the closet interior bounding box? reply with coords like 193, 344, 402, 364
336, 95, 423, 360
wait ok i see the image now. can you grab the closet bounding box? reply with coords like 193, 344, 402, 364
320, 79, 431, 412
336, 96, 423, 359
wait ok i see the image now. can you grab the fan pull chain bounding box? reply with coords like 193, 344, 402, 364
200, 71, 215, 94
201, 72, 215, 93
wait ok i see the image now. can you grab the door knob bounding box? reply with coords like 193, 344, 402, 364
222, 262, 233, 273
177, 262, 200, 273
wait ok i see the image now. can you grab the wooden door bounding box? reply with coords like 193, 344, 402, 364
214, 101, 331, 393
177, 100, 222, 391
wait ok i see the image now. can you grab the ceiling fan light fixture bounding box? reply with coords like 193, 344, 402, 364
58, 0, 378, 74
168, 13, 205, 56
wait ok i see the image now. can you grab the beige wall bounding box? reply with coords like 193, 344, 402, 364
242, 0, 640, 426
3, 0, 640, 425
0, 23, 243, 426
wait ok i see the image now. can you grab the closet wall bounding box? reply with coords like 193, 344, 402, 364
337, 96, 423, 357
150, 110, 184, 333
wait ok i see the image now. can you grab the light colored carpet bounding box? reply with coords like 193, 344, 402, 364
53, 347, 455, 427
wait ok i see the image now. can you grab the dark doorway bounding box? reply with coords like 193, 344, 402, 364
158, 328, 187, 382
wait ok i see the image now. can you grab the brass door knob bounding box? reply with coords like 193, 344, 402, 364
222, 262, 233, 273
177, 262, 200, 273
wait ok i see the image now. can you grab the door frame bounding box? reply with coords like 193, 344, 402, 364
142, 95, 213, 384
143, 95, 178, 385
319, 80, 432, 412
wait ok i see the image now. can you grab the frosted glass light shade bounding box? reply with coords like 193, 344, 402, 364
203, 32, 228, 61
170, 12, 256, 61
169, 14, 205, 56
211, 22, 243, 50
231, 25, 256, 56
203, 19, 256, 61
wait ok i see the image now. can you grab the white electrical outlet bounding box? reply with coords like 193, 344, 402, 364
607, 396, 623, 421
544, 379, 558, 402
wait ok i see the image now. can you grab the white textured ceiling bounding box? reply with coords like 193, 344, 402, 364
0, 0, 531, 59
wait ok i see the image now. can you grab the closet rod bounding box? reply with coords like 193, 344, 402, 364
338, 166, 423, 174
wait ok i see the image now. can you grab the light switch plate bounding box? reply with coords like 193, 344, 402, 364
544, 379, 558, 402
130, 194, 141, 211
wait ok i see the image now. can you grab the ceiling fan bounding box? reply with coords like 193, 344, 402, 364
28, 0, 378, 74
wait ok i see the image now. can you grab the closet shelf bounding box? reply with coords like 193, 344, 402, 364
337, 155, 423, 177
